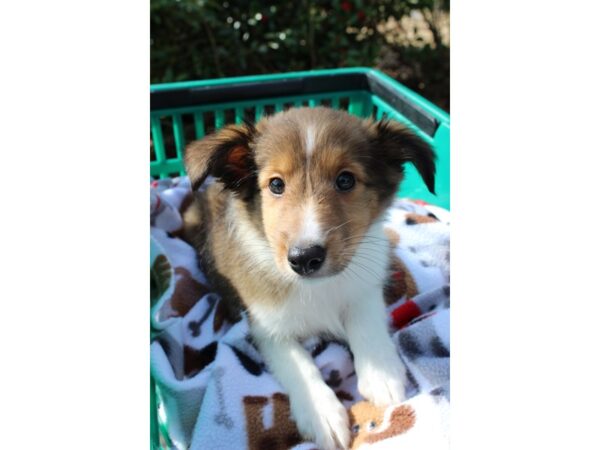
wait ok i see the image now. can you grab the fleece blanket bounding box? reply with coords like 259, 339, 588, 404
150, 177, 450, 450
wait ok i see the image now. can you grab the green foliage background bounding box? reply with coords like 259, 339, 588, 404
151, 0, 449, 111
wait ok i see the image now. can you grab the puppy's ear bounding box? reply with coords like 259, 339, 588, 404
367, 119, 436, 196
184, 122, 257, 198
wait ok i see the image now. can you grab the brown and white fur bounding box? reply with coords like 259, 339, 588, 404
182, 107, 436, 450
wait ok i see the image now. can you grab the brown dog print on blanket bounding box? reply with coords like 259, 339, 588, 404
212, 298, 230, 332
404, 212, 439, 225
384, 255, 418, 305
382, 227, 418, 305
167, 267, 211, 317
383, 227, 401, 248
348, 401, 416, 449
243, 393, 304, 450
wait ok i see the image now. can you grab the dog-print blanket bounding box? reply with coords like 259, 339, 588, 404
150, 176, 450, 450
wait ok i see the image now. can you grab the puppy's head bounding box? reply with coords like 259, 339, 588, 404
185, 107, 435, 280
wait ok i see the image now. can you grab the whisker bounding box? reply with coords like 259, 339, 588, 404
339, 252, 386, 276
324, 219, 354, 236
342, 264, 371, 286
340, 234, 390, 243
349, 264, 387, 283
350, 263, 386, 284
340, 252, 387, 265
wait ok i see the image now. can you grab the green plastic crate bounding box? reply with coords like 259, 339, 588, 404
150, 67, 449, 209
150, 67, 449, 449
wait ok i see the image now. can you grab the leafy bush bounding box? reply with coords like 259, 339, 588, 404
151, 0, 449, 110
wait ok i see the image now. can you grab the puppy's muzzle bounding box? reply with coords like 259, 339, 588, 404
287, 245, 326, 276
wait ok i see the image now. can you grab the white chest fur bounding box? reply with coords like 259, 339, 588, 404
248, 220, 390, 341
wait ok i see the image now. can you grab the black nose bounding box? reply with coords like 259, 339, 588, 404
288, 245, 326, 275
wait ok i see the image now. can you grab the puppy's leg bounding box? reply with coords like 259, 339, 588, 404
254, 333, 350, 450
345, 294, 408, 406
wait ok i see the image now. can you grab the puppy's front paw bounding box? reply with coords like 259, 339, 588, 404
356, 356, 408, 406
290, 383, 350, 450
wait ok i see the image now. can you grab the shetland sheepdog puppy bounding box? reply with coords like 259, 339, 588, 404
182, 107, 436, 450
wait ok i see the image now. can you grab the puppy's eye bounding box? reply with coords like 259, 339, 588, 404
335, 171, 355, 192
269, 177, 285, 195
